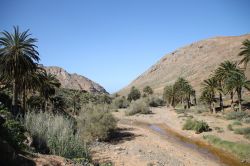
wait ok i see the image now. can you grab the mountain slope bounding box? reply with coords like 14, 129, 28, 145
44, 66, 108, 93
119, 34, 250, 95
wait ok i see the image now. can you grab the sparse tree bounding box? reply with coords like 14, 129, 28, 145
127, 86, 141, 102
143, 86, 153, 96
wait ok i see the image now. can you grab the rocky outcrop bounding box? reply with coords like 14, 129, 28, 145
44, 66, 108, 94
119, 34, 250, 95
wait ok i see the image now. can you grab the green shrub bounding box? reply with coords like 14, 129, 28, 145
234, 127, 250, 135
175, 109, 186, 114
232, 120, 242, 126
143, 86, 154, 96
244, 134, 250, 140
24, 111, 89, 159
112, 96, 129, 109
1, 119, 26, 150
147, 96, 165, 107
78, 104, 117, 141
182, 118, 210, 134
214, 127, 224, 133
227, 124, 233, 131
225, 111, 249, 120
203, 135, 250, 159
125, 99, 151, 116
242, 117, 250, 124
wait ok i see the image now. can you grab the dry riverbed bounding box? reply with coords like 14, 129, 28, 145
91, 107, 250, 166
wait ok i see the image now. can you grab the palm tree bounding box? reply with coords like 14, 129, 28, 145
0, 26, 39, 115
201, 78, 218, 114
38, 71, 61, 112
225, 71, 250, 111
174, 77, 193, 109
200, 88, 215, 113
214, 61, 245, 107
163, 84, 180, 108
214, 61, 242, 111
19, 67, 45, 113
238, 39, 250, 69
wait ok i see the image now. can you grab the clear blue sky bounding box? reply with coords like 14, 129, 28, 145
1, 0, 250, 93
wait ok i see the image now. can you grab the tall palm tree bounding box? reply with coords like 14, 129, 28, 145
201, 77, 218, 114
225, 72, 250, 111
38, 71, 61, 112
238, 39, 250, 69
0, 26, 39, 115
19, 67, 45, 113
200, 88, 215, 113
163, 85, 177, 107
174, 77, 193, 109
214, 61, 242, 111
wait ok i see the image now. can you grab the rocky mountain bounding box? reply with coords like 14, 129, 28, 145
44, 66, 108, 94
119, 34, 250, 95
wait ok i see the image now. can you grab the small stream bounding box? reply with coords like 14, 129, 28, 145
147, 124, 249, 166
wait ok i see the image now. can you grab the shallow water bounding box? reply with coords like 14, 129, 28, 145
147, 124, 249, 166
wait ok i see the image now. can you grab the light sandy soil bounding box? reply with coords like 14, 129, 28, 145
91, 107, 250, 166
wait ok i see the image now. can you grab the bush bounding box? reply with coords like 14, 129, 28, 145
203, 135, 250, 159
232, 120, 242, 126
175, 109, 186, 114
234, 127, 250, 135
24, 111, 89, 159
143, 86, 153, 96
0, 109, 26, 150
242, 117, 250, 124
125, 99, 151, 116
127, 87, 141, 102
112, 96, 129, 109
147, 96, 165, 107
78, 104, 117, 141
214, 127, 224, 133
182, 118, 210, 134
225, 111, 249, 120
0, 119, 26, 150
227, 124, 233, 131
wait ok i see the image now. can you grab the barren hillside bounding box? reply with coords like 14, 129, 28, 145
119, 34, 250, 95
44, 66, 108, 93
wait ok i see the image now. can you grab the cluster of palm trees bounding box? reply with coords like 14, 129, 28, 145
200, 39, 250, 113
163, 77, 196, 109
0, 26, 61, 115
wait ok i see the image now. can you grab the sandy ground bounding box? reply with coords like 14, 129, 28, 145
91, 106, 250, 166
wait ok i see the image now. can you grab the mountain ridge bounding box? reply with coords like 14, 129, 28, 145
118, 34, 250, 95
44, 66, 108, 94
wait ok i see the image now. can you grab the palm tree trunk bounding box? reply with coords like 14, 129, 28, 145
188, 94, 191, 109
219, 93, 224, 112
230, 91, 234, 110
12, 80, 19, 116
44, 100, 48, 112
212, 101, 216, 114
193, 94, 197, 106
22, 86, 26, 115
171, 96, 175, 108
237, 88, 242, 112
